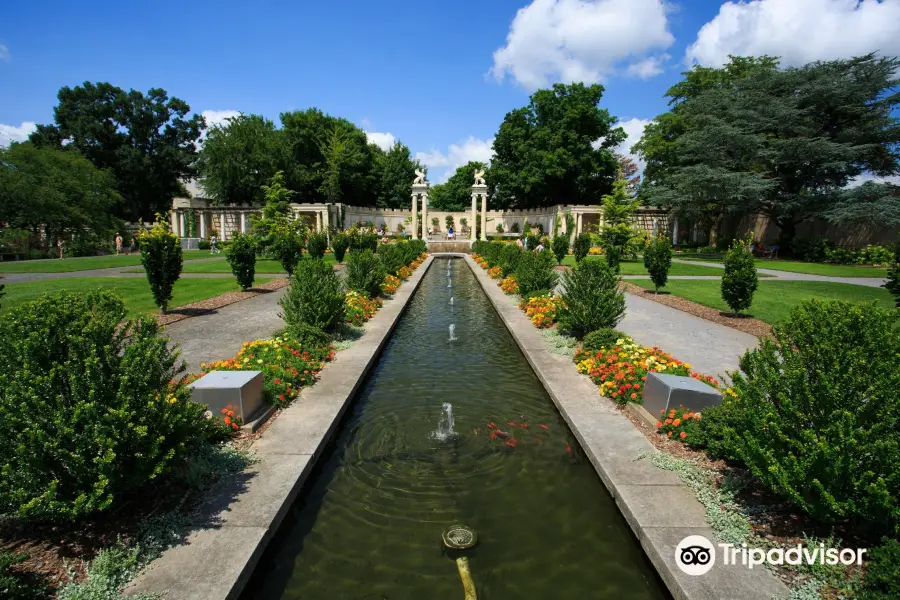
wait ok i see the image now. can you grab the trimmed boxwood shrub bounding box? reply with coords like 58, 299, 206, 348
279, 258, 345, 333
345, 249, 386, 299
306, 231, 328, 259
701, 300, 900, 534
721, 238, 758, 315
499, 243, 525, 276
377, 243, 405, 276
883, 242, 900, 307
0, 291, 210, 521
331, 233, 350, 263
514, 248, 558, 298
225, 232, 257, 290
138, 218, 183, 313
558, 259, 625, 338
581, 328, 629, 353
551, 235, 569, 265
643, 234, 672, 293
572, 232, 591, 263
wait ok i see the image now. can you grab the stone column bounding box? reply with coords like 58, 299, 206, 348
672, 219, 679, 246
421, 193, 429, 239
170, 210, 178, 236
220, 213, 227, 241
411, 193, 418, 239
240, 212, 247, 234
199, 211, 206, 239
480, 194, 487, 241
316, 211, 322, 231
323, 208, 330, 245
470, 194, 478, 241
576, 213, 582, 236
178, 212, 185, 238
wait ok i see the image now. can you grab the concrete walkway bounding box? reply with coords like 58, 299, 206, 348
672, 258, 887, 288
165, 288, 287, 373
618, 292, 758, 381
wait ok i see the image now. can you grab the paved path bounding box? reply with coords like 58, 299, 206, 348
672, 258, 887, 288
618, 292, 758, 380
164, 288, 287, 373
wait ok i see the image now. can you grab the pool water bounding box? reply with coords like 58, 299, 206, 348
244, 258, 668, 600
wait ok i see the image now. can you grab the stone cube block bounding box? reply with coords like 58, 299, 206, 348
642, 372, 722, 416
189, 370, 265, 422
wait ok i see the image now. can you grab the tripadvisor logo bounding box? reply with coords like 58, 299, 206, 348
675, 535, 867, 576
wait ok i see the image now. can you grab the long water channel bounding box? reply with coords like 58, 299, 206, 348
244, 257, 668, 599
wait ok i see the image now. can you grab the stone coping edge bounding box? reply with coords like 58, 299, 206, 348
462, 254, 789, 600
127, 256, 436, 600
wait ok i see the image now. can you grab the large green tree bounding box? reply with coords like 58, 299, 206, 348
29, 82, 204, 221
372, 141, 422, 208
0, 142, 121, 238
279, 108, 376, 205
636, 54, 900, 246
491, 82, 625, 209
197, 114, 290, 206
429, 161, 491, 211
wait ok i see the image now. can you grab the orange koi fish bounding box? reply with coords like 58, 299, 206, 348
505, 438, 517, 448
565, 444, 572, 454
487, 422, 496, 429
506, 421, 517, 427
539, 424, 549, 431
518, 423, 529, 428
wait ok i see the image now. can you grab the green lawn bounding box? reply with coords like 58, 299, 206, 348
676, 255, 887, 278
560, 255, 736, 276
0, 249, 212, 273
0, 277, 272, 318
124, 253, 337, 274
628, 278, 894, 325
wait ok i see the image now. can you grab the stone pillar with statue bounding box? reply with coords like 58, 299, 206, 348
471, 168, 488, 242
411, 169, 428, 240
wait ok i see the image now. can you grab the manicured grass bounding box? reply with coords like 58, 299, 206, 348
0, 249, 212, 273
676, 255, 887, 278
559, 255, 734, 276
125, 253, 338, 274
0, 277, 272, 318
628, 278, 895, 325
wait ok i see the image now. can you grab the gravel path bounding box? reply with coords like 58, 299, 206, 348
164, 288, 287, 373
618, 291, 758, 380
671, 258, 887, 288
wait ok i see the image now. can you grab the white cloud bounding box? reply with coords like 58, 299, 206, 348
0, 121, 37, 147
365, 131, 396, 151
848, 172, 900, 187
415, 137, 494, 183
0, 43, 10, 62
490, 0, 674, 88
201, 109, 241, 130
687, 0, 900, 67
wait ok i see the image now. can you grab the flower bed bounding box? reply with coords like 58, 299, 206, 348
202, 337, 336, 407
487, 266, 503, 279
574, 336, 719, 404
499, 275, 519, 294
345, 290, 382, 325
519, 294, 565, 328
472, 253, 489, 269
381, 274, 401, 295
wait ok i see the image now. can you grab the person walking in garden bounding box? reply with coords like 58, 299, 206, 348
210, 234, 219, 255
115, 233, 123, 255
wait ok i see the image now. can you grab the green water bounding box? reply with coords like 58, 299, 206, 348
245, 258, 668, 600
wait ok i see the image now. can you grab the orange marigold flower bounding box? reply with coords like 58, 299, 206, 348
680, 431, 687, 440
673, 418, 681, 427
656, 421, 663, 428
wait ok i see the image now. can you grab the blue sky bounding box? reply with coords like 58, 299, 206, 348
2, 0, 899, 182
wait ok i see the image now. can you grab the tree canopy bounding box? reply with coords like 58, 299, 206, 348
0, 142, 121, 237
197, 114, 289, 206
29, 82, 204, 222
491, 82, 625, 209
196, 109, 421, 208
635, 54, 900, 245
429, 162, 491, 211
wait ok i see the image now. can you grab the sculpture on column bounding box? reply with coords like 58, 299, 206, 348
473, 169, 486, 186
413, 169, 426, 185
